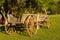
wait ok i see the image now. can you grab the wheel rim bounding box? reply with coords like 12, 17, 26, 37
26, 15, 37, 36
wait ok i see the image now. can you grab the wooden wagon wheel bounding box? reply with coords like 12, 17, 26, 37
3, 15, 11, 34
1, 10, 13, 34
40, 17, 50, 29
25, 15, 37, 36
4, 20, 10, 34
1, 11, 8, 34
5, 20, 16, 34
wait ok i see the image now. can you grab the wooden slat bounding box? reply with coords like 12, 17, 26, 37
21, 14, 30, 23
7, 14, 21, 24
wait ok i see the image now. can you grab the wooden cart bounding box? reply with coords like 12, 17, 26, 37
1, 11, 50, 36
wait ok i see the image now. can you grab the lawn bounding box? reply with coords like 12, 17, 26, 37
0, 15, 60, 40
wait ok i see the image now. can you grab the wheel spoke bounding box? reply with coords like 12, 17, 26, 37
25, 15, 37, 36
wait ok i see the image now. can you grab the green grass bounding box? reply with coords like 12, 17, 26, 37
0, 15, 60, 40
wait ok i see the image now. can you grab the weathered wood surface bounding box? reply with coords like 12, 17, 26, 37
0, 10, 50, 35
21, 14, 48, 23
7, 14, 21, 24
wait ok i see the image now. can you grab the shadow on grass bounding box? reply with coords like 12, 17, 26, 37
15, 27, 29, 37
0, 26, 29, 36
0, 26, 5, 33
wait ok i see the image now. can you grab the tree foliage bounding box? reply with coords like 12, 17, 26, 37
0, 0, 59, 15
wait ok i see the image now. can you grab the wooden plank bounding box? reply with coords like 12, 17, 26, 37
21, 14, 30, 23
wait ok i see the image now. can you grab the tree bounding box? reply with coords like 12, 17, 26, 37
0, 0, 59, 15
58, 0, 60, 14
35, 0, 58, 15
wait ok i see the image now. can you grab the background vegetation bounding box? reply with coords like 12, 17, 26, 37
0, 0, 60, 15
